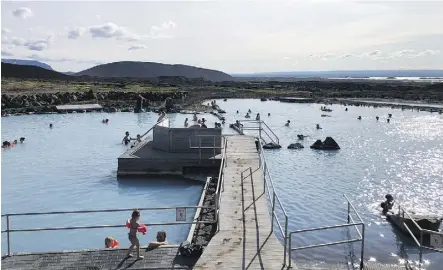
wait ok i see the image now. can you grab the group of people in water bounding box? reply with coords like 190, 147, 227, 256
2, 137, 25, 148
104, 210, 168, 260
122, 132, 142, 147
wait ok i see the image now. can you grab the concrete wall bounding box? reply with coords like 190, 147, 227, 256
117, 158, 221, 176
153, 126, 222, 153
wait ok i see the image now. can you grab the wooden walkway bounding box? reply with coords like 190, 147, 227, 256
194, 135, 289, 270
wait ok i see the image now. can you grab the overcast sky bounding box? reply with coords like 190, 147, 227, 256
1, 0, 443, 73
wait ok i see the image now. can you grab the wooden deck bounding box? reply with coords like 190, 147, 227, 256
194, 135, 289, 270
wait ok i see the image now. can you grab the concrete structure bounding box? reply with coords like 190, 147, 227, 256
278, 97, 314, 103
117, 118, 222, 177
55, 104, 102, 112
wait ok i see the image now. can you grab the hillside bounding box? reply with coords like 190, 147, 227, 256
1, 59, 54, 70
75, 61, 233, 82
1, 62, 70, 79
234, 70, 443, 78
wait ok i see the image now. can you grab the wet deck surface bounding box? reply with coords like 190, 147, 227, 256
194, 135, 290, 269
1, 246, 198, 270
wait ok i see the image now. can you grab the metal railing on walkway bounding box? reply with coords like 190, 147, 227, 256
396, 203, 443, 266
288, 194, 365, 269
256, 140, 289, 266
1, 205, 215, 257
238, 120, 280, 145
189, 134, 224, 163
250, 122, 365, 268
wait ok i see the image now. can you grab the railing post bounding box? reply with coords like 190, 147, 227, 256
259, 121, 262, 140
283, 215, 288, 266
213, 136, 216, 164
288, 233, 292, 268
347, 201, 350, 223
419, 230, 423, 267
360, 223, 365, 270
271, 191, 276, 232
199, 136, 202, 163
6, 215, 11, 256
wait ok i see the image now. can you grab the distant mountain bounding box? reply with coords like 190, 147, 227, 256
76, 61, 233, 82
1, 58, 53, 71
1, 62, 69, 79
233, 70, 443, 78
62, 71, 77, 75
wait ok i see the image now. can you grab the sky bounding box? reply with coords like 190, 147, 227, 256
1, 0, 443, 73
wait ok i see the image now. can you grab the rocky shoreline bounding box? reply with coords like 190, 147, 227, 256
190, 177, 218, 247
2, 78, 442, 116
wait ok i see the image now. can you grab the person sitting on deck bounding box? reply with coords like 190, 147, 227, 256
380, 194, 395, 215
105, 237, 119, 248
122, 132, 131, 145
148, 231, 168, 248
285, 120, 290, 127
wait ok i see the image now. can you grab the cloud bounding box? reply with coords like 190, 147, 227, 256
150, 20, 177, 38
89, 22, 139, 41
338, 54, 353, 59
68, 27, 86, 39
24, 36, 54, 51
128, 44, 147, 51
1, 37, 25, 46
388, 49, 440, 59
12, 7, 33, 19
1, 50, 14, 57
2, 28, 11, 35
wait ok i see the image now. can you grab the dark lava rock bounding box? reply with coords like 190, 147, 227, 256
310, 137, 340, 150
288, 143, 304, 149
263, 142, 282, 149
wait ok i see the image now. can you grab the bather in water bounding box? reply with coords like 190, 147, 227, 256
285, 120, 290, 127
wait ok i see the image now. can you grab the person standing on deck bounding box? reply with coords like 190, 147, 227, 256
126, 210, 144, 259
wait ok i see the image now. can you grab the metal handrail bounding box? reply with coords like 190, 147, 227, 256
215, 137, 228, 231
240, 120, 279, 145
396, 202, 443, 265
1, 205, 215, 256
288, 196, 365, 269
255, 139, 289, 266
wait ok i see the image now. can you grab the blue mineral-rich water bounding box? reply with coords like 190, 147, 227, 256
2, 99, 442, 269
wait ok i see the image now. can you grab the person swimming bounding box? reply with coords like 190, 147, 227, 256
268, 113, 271, 116
285, 120, 290, 127
387, 118, 390, 123
20, 137, 25, 143
316, 124, 322, 129
122, 132, 131, 145
192, 113, 198, 122
256, 113, 260, 121
376, 116, 379, 121
357, 116, 362, 120
380, 194, 394, 215
245, 113, 250, 118
49, 123, 53, 128
184, 118, 189, 127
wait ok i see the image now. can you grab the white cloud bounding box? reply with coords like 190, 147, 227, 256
150, 20, 177, 38
12, 7, 33, 19
68, 27, 86, 39
128, 44, 147, 51
89, 22, 139, 41
2, 28, 11, 35
389, 49, 441, 59
1, 50, 14, 57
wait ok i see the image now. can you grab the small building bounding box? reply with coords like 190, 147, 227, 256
56, 104, 103, 112
117, 117, 222, 179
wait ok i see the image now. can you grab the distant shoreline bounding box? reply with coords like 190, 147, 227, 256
2, 77, 442, 116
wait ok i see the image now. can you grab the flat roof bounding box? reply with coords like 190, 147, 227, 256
56, 104, 103, 110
